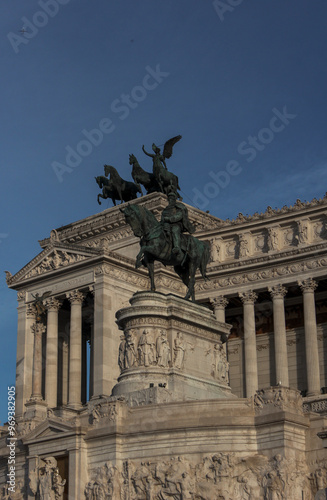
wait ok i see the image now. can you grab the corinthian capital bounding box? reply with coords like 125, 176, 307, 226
210, 296, 229, 309
66, 290, 84, 304
239, 291, 257, 304
298, 278, 318, 292
44, 297, 62, 312
268, 284, 287, 299
31, 322, 46, 337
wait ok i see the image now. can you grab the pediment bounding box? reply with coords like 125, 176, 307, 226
22, 418, 75, 444
6, 243, 100, 286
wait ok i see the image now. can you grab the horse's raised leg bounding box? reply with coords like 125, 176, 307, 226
97, 194, 104, 205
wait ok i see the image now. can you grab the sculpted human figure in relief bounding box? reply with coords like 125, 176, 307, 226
138, 329, 155, 367
125, 330, 137, 369
173, 332, 187, 369
156, 330, 171, 367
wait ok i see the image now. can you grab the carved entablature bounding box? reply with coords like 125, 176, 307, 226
201, 196, 327, 270
195, 253, 327, 294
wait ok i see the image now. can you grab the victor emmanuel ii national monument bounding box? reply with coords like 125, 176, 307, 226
1, 137, 327, 499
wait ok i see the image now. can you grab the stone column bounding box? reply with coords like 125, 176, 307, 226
298, 278, 321, 397
67, 290, 84, 409
93, 273, 116, 398
31, 322, 46, 400
268, 285, 289, 387
44, 298, 61, 408
61, 338, 69, 406
239, 291, 258, 397
15, 293, 37, 417
210, 296, 229, 323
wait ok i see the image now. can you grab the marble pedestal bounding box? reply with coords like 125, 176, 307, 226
112, 291, 233, 403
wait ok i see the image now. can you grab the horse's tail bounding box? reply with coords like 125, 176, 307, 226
199, 241, 210, 280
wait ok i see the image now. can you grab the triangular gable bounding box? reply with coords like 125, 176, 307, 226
22, 417, 76, 444
6, 243, 101, 286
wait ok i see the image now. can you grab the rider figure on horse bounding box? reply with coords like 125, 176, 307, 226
161, 191, 196, 260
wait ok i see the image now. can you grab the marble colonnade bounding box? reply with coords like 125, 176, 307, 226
17, 283, 117, 416
212, 278, 321, 398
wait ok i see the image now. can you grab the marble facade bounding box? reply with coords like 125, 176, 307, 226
1, 192, 327, 499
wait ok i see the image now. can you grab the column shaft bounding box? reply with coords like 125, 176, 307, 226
298, 279, 320, 397
239, 291, 258, 397
93, 275, 116, 398
16, 299, 37, 416
269, 285, 289, 387
67, 291, 84, 408
45, 299, 61, 408
62, 339, 69, 405
31, 323, 46, 399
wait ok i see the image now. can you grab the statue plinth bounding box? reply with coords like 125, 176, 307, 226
112, 291, 234, 403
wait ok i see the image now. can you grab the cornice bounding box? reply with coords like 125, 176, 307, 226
205, 193, 327, 231
38, 192, 222, 247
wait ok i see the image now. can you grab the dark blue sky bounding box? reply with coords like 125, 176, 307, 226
1, 0, 327, 423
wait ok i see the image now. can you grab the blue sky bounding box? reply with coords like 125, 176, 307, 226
1, 0, 327, 424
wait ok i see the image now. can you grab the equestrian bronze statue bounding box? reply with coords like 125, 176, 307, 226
120, 191, 210, 301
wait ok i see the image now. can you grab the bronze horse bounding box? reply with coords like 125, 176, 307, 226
129, 154, 161, 194
95, 176, 140, 206
120, 204, 210, 301
103, 165, 142, 203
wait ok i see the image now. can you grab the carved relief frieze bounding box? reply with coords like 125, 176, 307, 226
173, 332, 194, 370
88, 400, 119, 426
118, 328, 173, 373
95, 264, 149, 289
196, 255, 327, 293
206, 343, 229, 382
84, 453, 326, 499
253, 386, 303, 413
